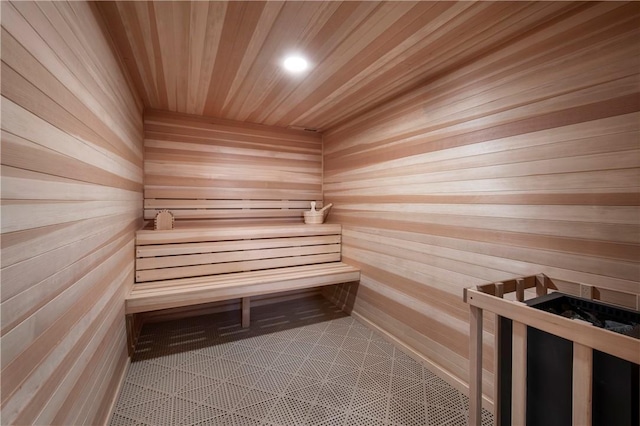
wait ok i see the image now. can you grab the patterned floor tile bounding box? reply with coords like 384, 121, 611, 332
306, 404, 346, 426
266, 397, 313, 425
111, 295, 492, 426
234, 389, 279, 421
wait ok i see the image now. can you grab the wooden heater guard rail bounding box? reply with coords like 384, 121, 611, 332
463, 274, 640, 426
125, 223, 360, 354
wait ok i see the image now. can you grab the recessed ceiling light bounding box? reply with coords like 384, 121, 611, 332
283, 55, 309, 73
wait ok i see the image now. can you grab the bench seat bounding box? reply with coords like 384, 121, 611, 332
126, 262, 360, 314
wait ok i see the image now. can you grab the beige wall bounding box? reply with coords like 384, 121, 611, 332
1, 2, 143, 424
323, 2, 639, 402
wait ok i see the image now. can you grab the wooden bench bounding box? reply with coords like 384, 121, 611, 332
125, 223, 360, 352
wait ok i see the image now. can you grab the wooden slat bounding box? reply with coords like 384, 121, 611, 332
144, 199, 321, 209
132, 262, 358, 293
136, 223, 342, 245
137, 235, 341, 258
492, 282, 504, 425
468, 305, 483, 426
136, 253, 342, 282
511, 321, 527, 426
467, 288, 640, 365
143, 208, 309, 220
572, 342, 593, 426
136, 244, 341, 270
126, 263, 360, 314
145, 187, 321, 201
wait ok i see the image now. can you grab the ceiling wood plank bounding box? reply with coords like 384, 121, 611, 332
98, 1, 600, 132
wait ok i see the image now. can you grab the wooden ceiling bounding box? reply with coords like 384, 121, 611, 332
98, 1, 582, 132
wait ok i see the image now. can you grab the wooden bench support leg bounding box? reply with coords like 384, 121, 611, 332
126, 314, 135, 357
242, 297, 250, 328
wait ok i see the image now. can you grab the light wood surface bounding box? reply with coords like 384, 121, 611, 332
511, 320, 527, 426
137, 223, 342, 245
572, 343, 593, 426
468, 305, 483, 426
128, 263, 360, 314
141, 109, 322, 222
127, 224, 360, 347
0, 2, 143, 424
96, 2, 582, 132
323, 1, 639, 410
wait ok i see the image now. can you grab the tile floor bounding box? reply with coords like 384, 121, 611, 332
110, 296, 492, 425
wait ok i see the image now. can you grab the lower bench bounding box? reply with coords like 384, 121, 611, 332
125, 223, 360, 353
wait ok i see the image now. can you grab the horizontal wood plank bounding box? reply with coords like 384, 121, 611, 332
136, 244, 341, 271
137, 235, 341, 258
127, 263, 360, 314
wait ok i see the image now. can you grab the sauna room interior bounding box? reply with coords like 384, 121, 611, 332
1, 1, 639, 425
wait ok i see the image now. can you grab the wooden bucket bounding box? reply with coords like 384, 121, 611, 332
303, 202, 332, 224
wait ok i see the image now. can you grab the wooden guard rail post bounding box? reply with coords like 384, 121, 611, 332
463, 274, 640, 426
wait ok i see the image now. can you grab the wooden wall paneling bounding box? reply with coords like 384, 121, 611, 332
323, 113, 639, 185
63, 323, 129, 425
1, 219, 138, 336
340, 221, 639, 292
142, 109, 322, 223
0, 212, 135, 269
27, 267, 132, 425
1, 240, 131, 398
1, 99, 141, 186
323, 1, 640, 408
3, 3, 142, 162
1, 1, 143, 424
2, 247, 133, 424
340, 255, 471, 324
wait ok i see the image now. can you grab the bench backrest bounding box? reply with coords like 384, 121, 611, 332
135, 224, 342, 283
